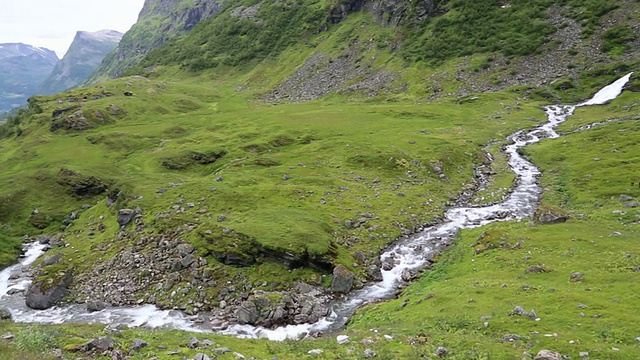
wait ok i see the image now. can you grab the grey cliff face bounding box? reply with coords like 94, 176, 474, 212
37, 30, 123, 95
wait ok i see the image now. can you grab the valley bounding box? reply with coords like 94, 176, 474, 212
1, 0, 639, 359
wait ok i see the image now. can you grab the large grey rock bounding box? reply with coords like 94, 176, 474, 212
331, 265, 355, 293
570, 272, 584, 282
42, 253, 63, 266
363, 349, 377, 358
435, 346, 448, 357
117, 209, 138, 226
536, 212, 568, 224
212, 348, 232, 354
131, 339, 148, 351
501, 334, 521, 342
84, 336, 116, 351
194, 354, 211, 360
0, 307, 12, 320
86, 300, 109, 312
25, 271, 73, 310
235, 301, 259, 325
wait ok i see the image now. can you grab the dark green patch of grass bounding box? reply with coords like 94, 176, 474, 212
402, 0, 556, 64
601, 24, 637, 57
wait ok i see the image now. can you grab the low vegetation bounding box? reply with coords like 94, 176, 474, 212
1, 0, 639, 358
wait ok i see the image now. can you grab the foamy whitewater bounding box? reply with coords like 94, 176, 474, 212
0, 72, 633, 341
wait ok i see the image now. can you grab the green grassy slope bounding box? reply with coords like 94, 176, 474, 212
0, 72, 545, 295
1, 1, 640, 358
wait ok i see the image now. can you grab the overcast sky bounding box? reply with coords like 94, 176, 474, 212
0, 0, 146, 58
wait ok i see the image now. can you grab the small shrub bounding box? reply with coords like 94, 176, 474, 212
601, 24, 636, 56
13, 326, 60, 354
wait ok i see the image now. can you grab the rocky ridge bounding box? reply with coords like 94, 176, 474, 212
38, 30, 123, 95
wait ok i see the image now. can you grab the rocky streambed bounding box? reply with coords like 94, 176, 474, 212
0, 72, 633, 341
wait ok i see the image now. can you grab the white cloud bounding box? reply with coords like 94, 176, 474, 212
0, 0, 146, 57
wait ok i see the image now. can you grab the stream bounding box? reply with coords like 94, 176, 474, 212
0, 72, 633, 341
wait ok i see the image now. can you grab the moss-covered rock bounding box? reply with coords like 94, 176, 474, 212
161, 150, 226, 170
56, 168, 108, 199
25, 271, 73, 310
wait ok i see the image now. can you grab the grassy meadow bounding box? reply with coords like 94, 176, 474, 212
1, 1, 639, 358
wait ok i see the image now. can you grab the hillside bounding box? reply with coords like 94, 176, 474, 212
37, 30, 123, 95
1, 0, 640, 359
81, 0, 225, 85
0, 43, 58, 113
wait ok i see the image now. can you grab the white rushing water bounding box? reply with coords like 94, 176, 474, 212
0, 72, 633, 341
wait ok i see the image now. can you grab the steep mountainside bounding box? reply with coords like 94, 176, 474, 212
0, 43, 58, 113
37, 30, 123, 95
140, 0, 639, 102
82, 0, 225, 85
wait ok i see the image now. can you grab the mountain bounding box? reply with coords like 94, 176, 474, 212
1, 1, 640, 358
81, 0, 224, 85
0, 43, 58, 113
37, 30, 123, 95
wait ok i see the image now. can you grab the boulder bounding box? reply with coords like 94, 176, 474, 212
501, 334, 521, 342
363, 349, 377, 358
367, 265, 383, 281
86, 300, 109, 312
235, 301, 259, 325
534, 349, 562, 360
331, 265, 355, 294
212, 348, 232, 354
570, 272, 584, 282
435, 346, 448, 357
84, 336, 116, 352
25, 271, 73, 310
536, 212, 567, 224
131, 339, 148, 351
619, 194, 633, 202
525, 264, 548, 274
42, 253, 63, 266
0, 307, 12, 321
117, 208, 142, 226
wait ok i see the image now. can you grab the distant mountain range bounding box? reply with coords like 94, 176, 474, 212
38, 30, 123, 95
0, 30, 123, 114
0, 43, 58, 113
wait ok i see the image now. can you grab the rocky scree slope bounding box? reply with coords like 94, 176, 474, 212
82, 0, 225, 85
37, 30, 123, 95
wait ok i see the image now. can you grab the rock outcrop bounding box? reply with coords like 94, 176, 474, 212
56, 169, 109, 198
331, 265, 355, 293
